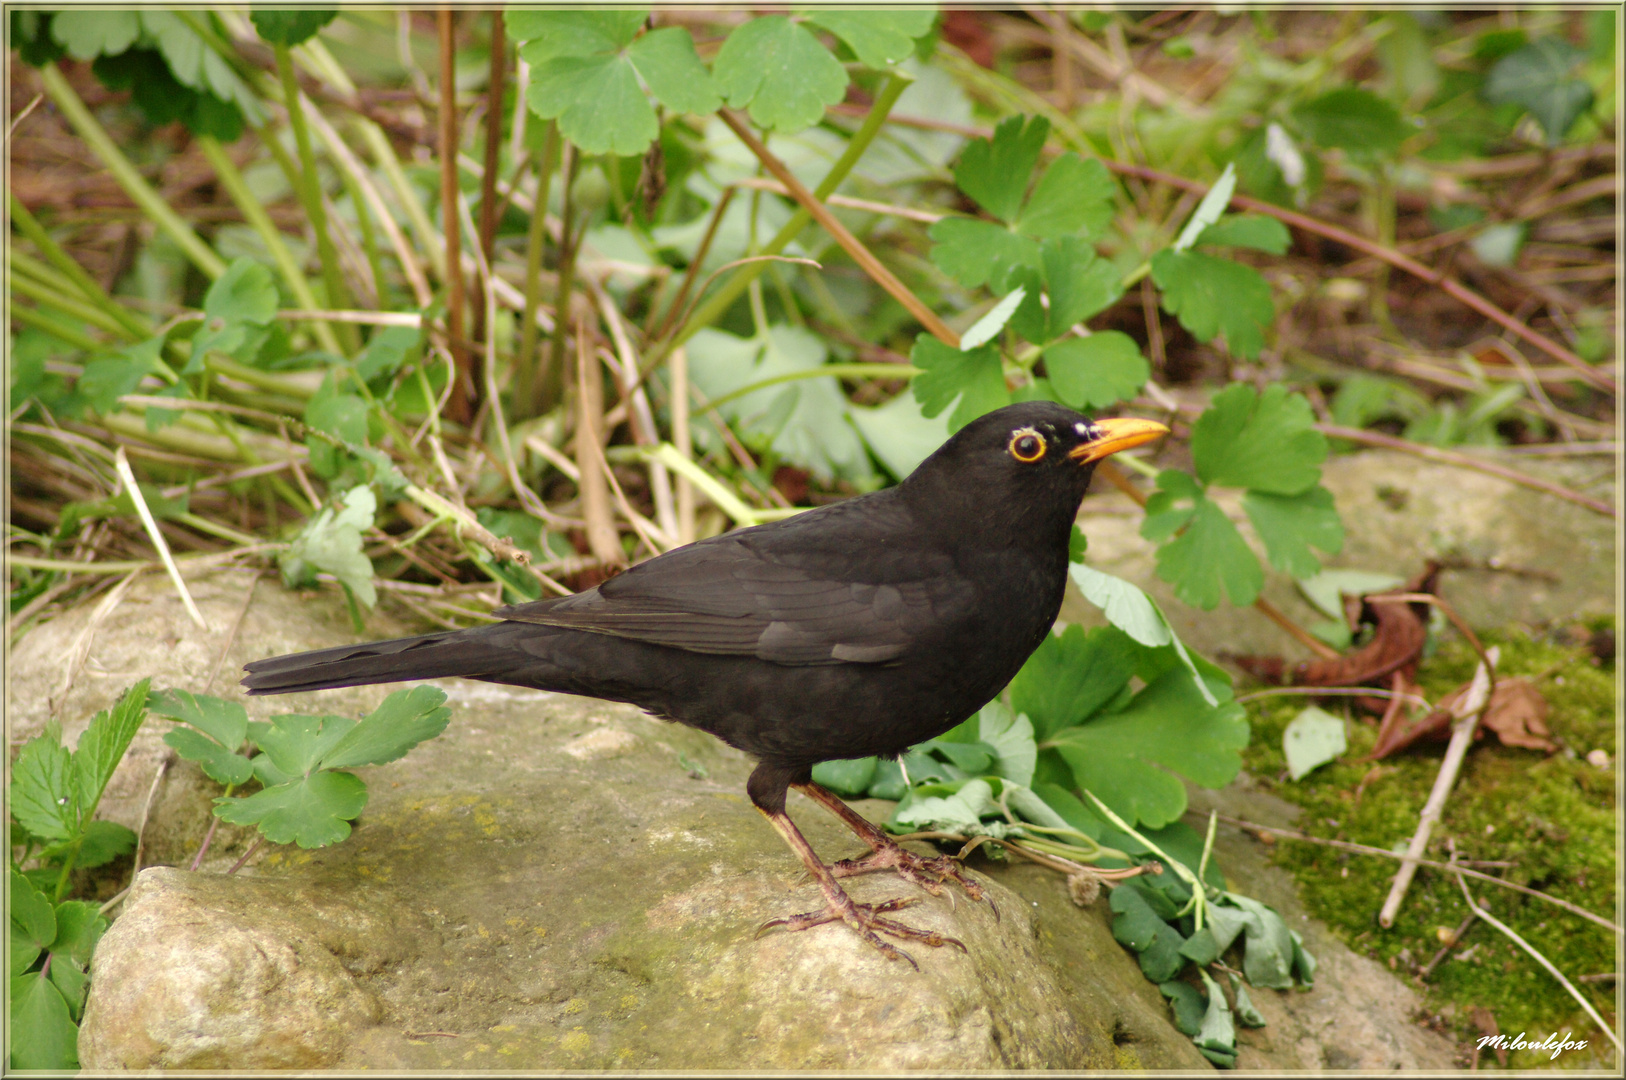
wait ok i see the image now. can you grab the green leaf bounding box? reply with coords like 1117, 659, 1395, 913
507, 10, 646, 55
1282, 705, 1347, 781
1109, 881, 1166, 950
1179, 926, 1221, 966
1291, 929, 1317, 987
279, 485, 378, 607
626, 26, 721, 115
1196, 215, 1292, 254
713, 15, 848, 133
1194, 968, 1238, 1062
1044, 333, 1149, 411
1242, 485, 1343, 577
304, 392, 370, 476
1191, 383, 1326, 495
320, 686, 452, 770
250, 8, 336, 46
1172, 163, 1237, 251
909, 336, 1010, 432
1160, 980, 1207, 1036
1151, 493, 1264, 610
1039, 236, 1122, 338
959, 287, 1027, 351
151, 689, 255, 785
849, 388, 951, 481
46, 901, 106, 968
687, 326, 873, 483
163, 727, 255, 786
50, 9, 140, 59
1016, 154, 1116, 239
9, 870, 54, 977
1150, 250, 1275, 360
249, 714, 357, 778
1225, 893, 1297, 991
1137, 919, 1188, 982
810, 757, 879, 797
1068, 564, 1173, 648
67, 820, 137, 870
1228, 971, 1267, 1027
1483, 38, 1593, 144
191, 259, 278, 366
954, 115, 1049, 224
805, 9, 936, 70
527, 53, 657, 157
9, 971, 78, 1069
928, 217, 1040, 293
79, 334, 166, 413
1051, 665, 1248, 829
1010, 624, 1140, 739
9, 734, 77, 841
213, 768, 368, 849
1296, 568, 1405, 620
353, 325, 422, 384
975, 701, 1036, 787
891, 778, 1002, 833
1292, 87, 1411, 156
72, 679, 149, 820
1207, 903, 1251, 954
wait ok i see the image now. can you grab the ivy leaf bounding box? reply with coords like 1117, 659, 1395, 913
805, 9, 936, 70
1150, 493, 1265, 610
9, 971, 78, 1069
928, 217, 1040, 293
1050, 665, 1249, 829
1010, 624, 1141, 739
279, 485, 378, 607
954, 115, 1049, 223
1292, 87, 1411, 157
1016, 154, 1116, 240
213, 768, 368, 849
71, 679, 150, 820
713, 15, 848, 133
151, 689, 255, 786
1483, 38, 1594, 144
909, 336, 1010, 432
1191, 383, 1326, 494
1242, 485, 1344, 578
1196, 214, 1292, 254
1150, 249, 1275, 360
9, 734, 77, 841
250, 8, 337, 47
321, 686, 452, 770
1044, 333, 1149, 411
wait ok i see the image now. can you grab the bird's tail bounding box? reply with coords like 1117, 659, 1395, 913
241, 627, 514, 695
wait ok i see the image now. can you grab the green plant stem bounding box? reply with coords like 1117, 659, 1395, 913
194, 136, 345, 357
335, 156, 388, 308
543, 146, 581, 417
7, 302, 106, 351
9, 194, 153, 339
515, 123, 559, 420
273, 42, 357, 353
661, 70, 913, 359
7, 269, 137, 341
39, 64, 225, 280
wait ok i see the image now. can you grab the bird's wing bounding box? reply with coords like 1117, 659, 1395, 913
493, 532, 970, 666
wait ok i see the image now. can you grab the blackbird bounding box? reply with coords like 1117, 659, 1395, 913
242, 402, 1166, 963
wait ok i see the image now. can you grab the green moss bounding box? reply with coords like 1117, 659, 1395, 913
1239, 621, 1618, 1068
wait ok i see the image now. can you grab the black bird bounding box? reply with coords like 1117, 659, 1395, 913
243, 402, 1167, 963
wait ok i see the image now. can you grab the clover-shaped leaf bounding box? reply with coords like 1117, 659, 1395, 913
1150, 249, 1275, 360
1242, 485, 1344, 579
805, 9, 936, 71
910, 336, 1010, 432
151, 689, 254, 786
1190, 383, 1326, 494
713, 15, 847, 133
1044, 332, 1149, 411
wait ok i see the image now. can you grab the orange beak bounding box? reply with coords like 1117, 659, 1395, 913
1068, 417, 1170, 464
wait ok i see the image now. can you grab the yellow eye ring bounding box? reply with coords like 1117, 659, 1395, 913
1008, 428, 1046, 463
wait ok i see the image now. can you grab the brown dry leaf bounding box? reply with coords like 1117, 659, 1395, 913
1369, 675, 1554, 760
1471, 1006, 1507, 1068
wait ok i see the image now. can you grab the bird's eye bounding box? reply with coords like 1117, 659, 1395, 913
1008, 429, 1046, 463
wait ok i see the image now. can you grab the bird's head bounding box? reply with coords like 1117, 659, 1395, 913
902, 401, 1168, 543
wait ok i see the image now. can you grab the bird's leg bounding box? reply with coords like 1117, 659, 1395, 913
794, 780, 996, 918
747, 763, 962, 965
754, 807, 964, 968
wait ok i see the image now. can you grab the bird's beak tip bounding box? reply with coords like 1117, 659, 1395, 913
1069, 417, 1170, 464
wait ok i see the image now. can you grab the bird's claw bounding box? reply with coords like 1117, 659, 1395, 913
756, 894, 966, 967
830, 845, 999, 921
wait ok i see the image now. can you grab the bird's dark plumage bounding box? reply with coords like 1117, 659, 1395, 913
243, 402, 1166, 962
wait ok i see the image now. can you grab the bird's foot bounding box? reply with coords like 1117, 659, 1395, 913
756, 894, 965, 969
830, 841, 998, 920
